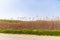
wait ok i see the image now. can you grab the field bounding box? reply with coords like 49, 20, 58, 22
0, 20, 60, 30
0, 19, 60, 36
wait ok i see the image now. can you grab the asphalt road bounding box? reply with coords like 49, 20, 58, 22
0, 34, 60, 40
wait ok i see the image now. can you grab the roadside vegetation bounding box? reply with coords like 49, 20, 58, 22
0, 29, 60, 36
0, 19, 60, 36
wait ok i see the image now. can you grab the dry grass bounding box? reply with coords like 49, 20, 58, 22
0, 20, 59, 30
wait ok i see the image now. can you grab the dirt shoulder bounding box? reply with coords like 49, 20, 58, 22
0, 34, 60, 40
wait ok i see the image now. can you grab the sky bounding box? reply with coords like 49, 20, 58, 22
0, 0, 60, 20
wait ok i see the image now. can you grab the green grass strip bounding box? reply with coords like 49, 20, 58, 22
0, 29, 60, 36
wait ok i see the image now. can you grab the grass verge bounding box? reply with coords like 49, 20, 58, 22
0, 29, 60, 36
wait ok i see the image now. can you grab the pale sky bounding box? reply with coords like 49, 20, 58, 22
0, 0, 60, 20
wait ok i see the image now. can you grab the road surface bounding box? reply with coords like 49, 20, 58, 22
0, 34, 60, 40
